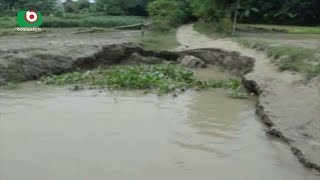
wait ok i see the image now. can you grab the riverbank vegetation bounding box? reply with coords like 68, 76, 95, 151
40, 65, 247, 98
237, 39, 320, 78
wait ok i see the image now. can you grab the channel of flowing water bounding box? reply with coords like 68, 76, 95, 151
0, 68, 318, 180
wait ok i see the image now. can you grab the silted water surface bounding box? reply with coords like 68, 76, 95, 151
0, 82, 318, 180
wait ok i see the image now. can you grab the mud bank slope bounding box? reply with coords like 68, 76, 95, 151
177, 24, 320, 172
0, 32, 254, 85
0, 30, 141, 85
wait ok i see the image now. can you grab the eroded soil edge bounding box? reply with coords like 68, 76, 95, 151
243, 75, 320, 172
0, 43, 254, 85
177, 24, 320, 173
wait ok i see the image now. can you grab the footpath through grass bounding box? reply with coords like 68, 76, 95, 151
237, 38, 320, 78
40, 65, 247, 98
0, 14, 144, 28
193, 22, 320, 78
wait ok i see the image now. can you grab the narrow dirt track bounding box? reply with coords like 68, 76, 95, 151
176, 24, 320, 171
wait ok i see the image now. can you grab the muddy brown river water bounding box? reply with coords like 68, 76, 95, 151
0, 69, 319, 180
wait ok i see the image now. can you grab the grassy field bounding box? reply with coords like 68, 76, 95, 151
0, 15, 144, 28
138, 29, 180, 51
237, 38, 320, 78
237, 24, 320, 34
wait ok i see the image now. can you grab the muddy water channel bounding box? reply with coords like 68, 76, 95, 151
0, 69, 318, 180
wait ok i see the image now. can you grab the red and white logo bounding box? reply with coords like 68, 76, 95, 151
25, 10, 38, 23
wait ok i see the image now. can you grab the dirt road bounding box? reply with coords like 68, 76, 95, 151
176, 24, 320, 171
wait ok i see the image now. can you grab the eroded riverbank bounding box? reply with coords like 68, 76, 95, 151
177, 24, 320, 172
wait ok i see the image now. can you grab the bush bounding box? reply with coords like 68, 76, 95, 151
148, 0, 189, 30
189, 0, 230, 22
214, 17, 232, 34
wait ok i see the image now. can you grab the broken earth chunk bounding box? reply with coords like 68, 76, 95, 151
130, 53, 164, 64
178, 55, 207, 68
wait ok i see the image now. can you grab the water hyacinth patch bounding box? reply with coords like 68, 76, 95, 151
41, 65, 247, 97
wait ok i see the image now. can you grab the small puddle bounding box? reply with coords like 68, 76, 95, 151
0, 69, 318, 180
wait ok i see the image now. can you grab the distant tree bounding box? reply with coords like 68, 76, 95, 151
148, 0, 188, 30
0, 0, 14, 15
76, 0, 91, 12
14, 0, 56, 15
238, 0, 320, 25
188, 0, 236, 22
94, 0, 154, 16
3, 0, 18, 8
63, 0, 78, 13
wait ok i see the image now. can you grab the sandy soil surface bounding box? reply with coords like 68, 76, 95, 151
177, 24, 320, 171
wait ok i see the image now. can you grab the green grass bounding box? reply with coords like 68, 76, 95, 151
237, 24, 320, 34
0, 15, 144, 28
237, 38, 320, 78
138, 29, 180, 51
40, 65, 245, 96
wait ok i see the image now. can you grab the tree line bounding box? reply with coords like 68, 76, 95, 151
0, 0, 319, 26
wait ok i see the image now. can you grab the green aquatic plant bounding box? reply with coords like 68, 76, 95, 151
41, 65, 248, 97
206, 78, 241, 90
228, 89, 249, 99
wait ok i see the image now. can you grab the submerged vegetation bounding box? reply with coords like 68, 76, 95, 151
41, 65, 247, 98
237, 39, 320, 78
